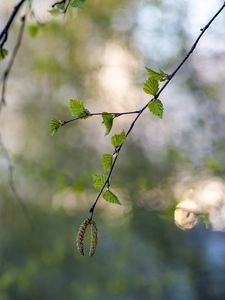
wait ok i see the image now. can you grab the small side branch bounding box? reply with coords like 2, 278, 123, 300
52, 0, 72, 14
64, 0, 72, 13
0, 0, 26, 48
52, 0, 66, 8
0, 15, 27, 109
61, 110, 140, 126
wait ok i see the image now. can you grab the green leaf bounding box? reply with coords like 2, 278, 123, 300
92, 173, 107, 192
48, 8, 62, 16
102, 113, 113, 135
0, 48, 8, 61
148, 99, 163, 119
102, 154, 113, 171
49, 118, 61, 136
145, 67, 167, 81
111, 130, 126, 148
28, 24, 39, 38
55, 3, 65, 10
103, 190, 120, 205
70, 0, 86, 8
143, 76, 159, 96
199, 213, 210, 228
69, 99, 90, 118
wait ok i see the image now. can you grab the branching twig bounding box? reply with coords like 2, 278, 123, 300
0, 0, 26, 48
0, 15, 27, 109
88, 1, 225, 220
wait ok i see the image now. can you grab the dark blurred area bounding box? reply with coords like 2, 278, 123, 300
0, 1, 225, 299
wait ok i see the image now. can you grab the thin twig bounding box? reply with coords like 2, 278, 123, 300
52, 0, 71, 14
0, 15, 26, 109
88, 1, 225, 220
61, 110, 140, 126
64, 0, 72, 14
0, 134, 33, 229
0, 0, 26, 48
52, 0, 66, 8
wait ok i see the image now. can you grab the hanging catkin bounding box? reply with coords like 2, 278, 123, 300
76, 218, 90, 256
76, 218, 98, 256
89, 220, 98, 256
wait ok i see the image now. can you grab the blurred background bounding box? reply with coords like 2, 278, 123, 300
0, 0, 225, 299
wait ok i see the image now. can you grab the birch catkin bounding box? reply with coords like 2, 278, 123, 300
76, 218, 90, 256
89, 220, 98, 256
76, 218, 98, 256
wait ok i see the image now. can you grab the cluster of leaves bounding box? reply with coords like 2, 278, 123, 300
92, 130, 126, 204
26, 0, 86, 39
144, 67, 168, 119
92, 130, 125, 204
49, 99, 90, 136
49, 66, 169, 208
0, 0, 86, 65
49, 98, 125, 204
92, 116, 125, 205
49, 0, 86, 16
92, 173, 120, 205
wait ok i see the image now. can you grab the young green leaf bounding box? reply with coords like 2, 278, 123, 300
148, 99, 164, 119
70, 0, 86, 8
145, 67, 162, 81
0, 48, 8, 61
48, 8, 62, 16
145, 67, 167, 81
199, 213, 210, 228
55, 3, 65, 10
102, 113, 113, 135
103, 190, 120, 205
69, 99, 90, 118
49, 118, 61, 136
143, 76, 159, 96
28, 24, 39, 38
102, 154, 113, 171
145, 67, 167, 82
111, 130, 126, 148
92, 173, 107, 191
